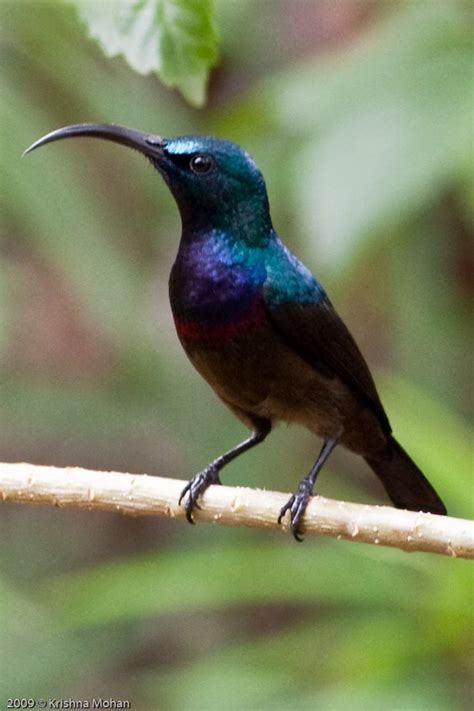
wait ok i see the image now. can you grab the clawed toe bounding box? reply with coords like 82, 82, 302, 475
277, 496, 294, 525
278, 481, 313, 541
179, 465, 221, 523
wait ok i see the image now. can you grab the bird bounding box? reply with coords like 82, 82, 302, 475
24, 123, 447, 539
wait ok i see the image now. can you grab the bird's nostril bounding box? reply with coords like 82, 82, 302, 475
146, 135, 164, 146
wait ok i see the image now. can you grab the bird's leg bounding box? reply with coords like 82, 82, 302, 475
179, 419, 271, 523
278, 435, 340, 541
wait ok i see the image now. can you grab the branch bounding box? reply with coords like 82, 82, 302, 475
1, 462, 472, 559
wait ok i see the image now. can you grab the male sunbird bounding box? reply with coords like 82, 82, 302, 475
25, 124, 447, 539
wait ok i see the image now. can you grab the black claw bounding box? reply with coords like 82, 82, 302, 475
277, 495, 294, 525
278, 479, 314, 541
178, 483, 190, 507
293, 529, 304, 543
184, 502, 196, 525
179, 464, 221, 524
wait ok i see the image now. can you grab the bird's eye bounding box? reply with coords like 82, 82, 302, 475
190, 154, 215, 174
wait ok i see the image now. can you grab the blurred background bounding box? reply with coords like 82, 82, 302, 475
1, 1, 472, 708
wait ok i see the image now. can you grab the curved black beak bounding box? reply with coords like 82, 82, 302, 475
23, 123, 165, 159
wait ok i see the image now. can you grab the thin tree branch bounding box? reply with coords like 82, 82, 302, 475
1, 462, 472, 559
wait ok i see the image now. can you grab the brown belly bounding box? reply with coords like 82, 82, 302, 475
179, 323, 387, 458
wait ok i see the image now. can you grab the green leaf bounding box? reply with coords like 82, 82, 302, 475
38, 540, 470, 630
142, 613, 461, 711
72, 0, 219, 106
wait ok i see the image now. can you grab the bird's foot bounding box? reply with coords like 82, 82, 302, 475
278, 477, 314, 542
179, 464, 222, 524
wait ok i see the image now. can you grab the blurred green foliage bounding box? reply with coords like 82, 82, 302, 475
1, 1, 472, 709
73, 0, 219, 105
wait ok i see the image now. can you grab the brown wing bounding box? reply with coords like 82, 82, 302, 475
265, 297, 392, 435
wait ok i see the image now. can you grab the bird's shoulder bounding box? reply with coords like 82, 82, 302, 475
263, 237, 326, 306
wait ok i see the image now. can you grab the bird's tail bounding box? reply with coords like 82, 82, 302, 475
365, 436, 447, 515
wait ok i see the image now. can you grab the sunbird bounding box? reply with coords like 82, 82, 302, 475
25, 124, 447, 539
